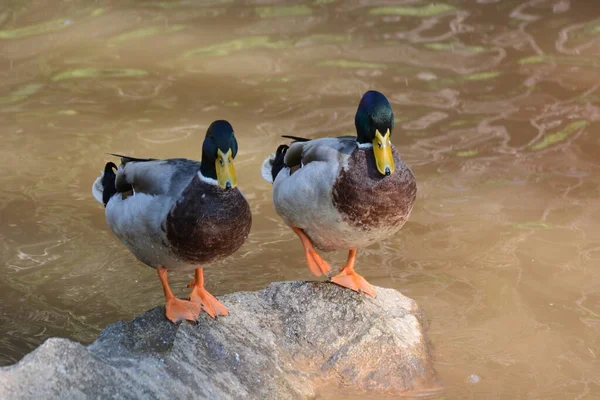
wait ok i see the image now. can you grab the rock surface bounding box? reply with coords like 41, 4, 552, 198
0, 281, 436, 399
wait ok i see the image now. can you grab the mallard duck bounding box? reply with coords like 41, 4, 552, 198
261, 90, 417, 297
92, 120, 252, 323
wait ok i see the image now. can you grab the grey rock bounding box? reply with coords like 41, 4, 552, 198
0, 281, 436, 399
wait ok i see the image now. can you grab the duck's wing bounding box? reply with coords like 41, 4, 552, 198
284, 136, 356, 169
261, 135, 356, 183
270, 136, 357, 239
112, 156, 201, 196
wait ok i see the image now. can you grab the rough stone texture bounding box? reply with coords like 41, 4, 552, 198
0, 281, 436, 399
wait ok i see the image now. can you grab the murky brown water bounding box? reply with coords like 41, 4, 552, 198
1, 0, 600, 398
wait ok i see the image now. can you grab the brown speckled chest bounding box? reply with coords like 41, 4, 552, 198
332, 147, 417, 231
165, 176, 252, 264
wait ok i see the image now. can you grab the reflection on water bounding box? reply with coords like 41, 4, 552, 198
1, 0, 600, 398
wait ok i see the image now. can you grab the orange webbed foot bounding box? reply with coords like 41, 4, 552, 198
329, 249, 376, 297
292, 226, 331, 277
330, 269, 376, 297
164, 298, 201, 323
157, 266, 201, 323
188, 283, 229, 319
305, 248, 332, 278
187, 268, 229, 319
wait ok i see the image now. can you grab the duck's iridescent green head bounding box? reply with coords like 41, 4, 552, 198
201, 120, 238, 189
354, 90, 395, 176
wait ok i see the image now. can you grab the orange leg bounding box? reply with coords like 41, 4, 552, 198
157, 267, 201, 323
292, 226, 331, 277
330, 249, 376, 297
187, 268, 229, 319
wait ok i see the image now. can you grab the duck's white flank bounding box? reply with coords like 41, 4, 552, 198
92, 170, 104, 204
261, 154, 275, 183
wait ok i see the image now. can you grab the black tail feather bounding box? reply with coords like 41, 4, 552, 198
107, 153, 156, 164
271, 144, 289, 182
281, 135, 311, 143
102, 162, 118, 207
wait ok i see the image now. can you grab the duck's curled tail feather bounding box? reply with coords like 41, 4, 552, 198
92, 162, 118, 207
261, 144, 289, 184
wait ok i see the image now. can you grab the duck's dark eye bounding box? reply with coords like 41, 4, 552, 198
219, 158, 224, 166
377, 142, 383, 149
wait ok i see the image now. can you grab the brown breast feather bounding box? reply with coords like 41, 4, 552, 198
332, 147, 417, 231
165, 175, 252, 264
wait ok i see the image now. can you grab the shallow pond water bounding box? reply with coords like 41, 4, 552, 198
1, 0, 599, 398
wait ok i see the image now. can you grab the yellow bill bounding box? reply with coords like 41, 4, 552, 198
216, 148, 237, 189
372, 129, 395, 176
